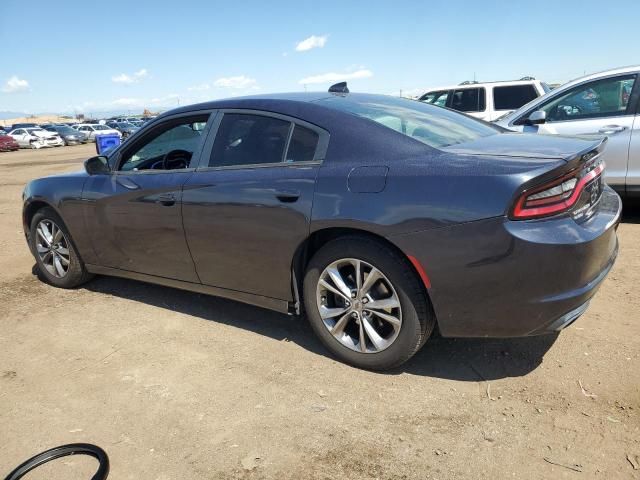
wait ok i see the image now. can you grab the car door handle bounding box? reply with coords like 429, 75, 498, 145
598, 125, 627, 134
116, 177, 140, 190
274, 189, 301, 203
156, 193, 176, 206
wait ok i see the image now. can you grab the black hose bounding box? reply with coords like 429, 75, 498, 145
3, 443, 109, 480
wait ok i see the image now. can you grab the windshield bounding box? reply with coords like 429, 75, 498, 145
318, 94, 499, 148
118, 122, 135, 128
26, 128, 45, 134
94, 125, 110, 130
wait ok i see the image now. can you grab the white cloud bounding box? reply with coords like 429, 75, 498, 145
213, 75, 257, 89
112, 68, 149, 84
150, 93, 180, 105
188, 83, 210, 91
295, 35, 328, 52
112, 97, 142, 106
2, 75, 30, 93
299, 68, 373, 85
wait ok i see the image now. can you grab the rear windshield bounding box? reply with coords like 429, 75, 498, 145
318, 94, 498, 148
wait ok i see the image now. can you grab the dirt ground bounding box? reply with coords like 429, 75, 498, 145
0, 145, 638, 480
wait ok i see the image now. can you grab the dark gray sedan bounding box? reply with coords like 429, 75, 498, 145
43, 125, 88, 145
22, 89, 620, 370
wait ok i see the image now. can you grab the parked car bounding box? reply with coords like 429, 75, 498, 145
495, 65, 640, 197
11, 122, 38, 130
76, 124, 122, 142
22, 88, 620, 370
9, 127, 64, 148
114, 122, 140, 138
418, 78, 550, 121
0, 130, 20, 151
42, 125, 89, 145
105, 120, 139, 138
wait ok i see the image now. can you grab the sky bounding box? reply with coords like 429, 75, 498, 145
1, 0, 639, 116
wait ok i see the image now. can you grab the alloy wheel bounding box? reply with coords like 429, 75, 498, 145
35, 219, 71, 278
316, 258, 402, 353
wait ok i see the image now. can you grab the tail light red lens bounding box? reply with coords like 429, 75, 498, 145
512, 162, 605, 219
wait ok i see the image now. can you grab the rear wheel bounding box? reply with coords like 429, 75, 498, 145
303, 236, 435, 370
30, 208, 93, 288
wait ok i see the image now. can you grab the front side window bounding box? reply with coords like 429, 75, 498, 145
538, 75, 636, 122
493, 85, 538, 110
119, 116, 209, 171
209, 114, 290, 167
450, 88, 486, 112
319, 94, 498, 148
419, 90, 449, 107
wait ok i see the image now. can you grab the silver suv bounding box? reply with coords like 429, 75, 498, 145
496, 66, 639, 196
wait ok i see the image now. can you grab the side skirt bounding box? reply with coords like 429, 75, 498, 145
85, 264, 291, 314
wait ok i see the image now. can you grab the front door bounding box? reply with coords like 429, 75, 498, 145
82, 113, 213, 282
182, 111, 327, 301
628, 113, 640, 194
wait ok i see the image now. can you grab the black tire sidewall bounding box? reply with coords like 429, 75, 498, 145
303, 237, 431, 370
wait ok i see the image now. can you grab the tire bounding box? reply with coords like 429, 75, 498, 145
30, 207, 93, 288
303, 235, 435, 370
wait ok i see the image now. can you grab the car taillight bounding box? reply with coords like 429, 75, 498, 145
512, 162, 604, 220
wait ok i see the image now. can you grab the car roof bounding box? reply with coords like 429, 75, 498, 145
156, 92, 415, 122
421, 79, 543, 93
544, 65, 640, 92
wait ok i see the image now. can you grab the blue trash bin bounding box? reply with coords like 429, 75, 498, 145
95, 133, 121, 155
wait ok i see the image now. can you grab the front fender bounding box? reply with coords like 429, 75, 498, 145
22, 173, 92, 262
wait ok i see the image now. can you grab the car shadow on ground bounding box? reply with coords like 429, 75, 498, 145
622, 198, 640, 224
80, 275, 558, 381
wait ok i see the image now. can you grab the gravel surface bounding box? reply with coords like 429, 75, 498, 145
1, 145, 639, 479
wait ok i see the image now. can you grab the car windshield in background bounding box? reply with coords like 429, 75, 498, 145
94, 125, 110, 130
118, 122, 135, 128
319, 94, 498, 148
55, 127, 76, 134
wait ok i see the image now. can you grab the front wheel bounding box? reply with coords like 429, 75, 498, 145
303, 236, 435, 370
30, 208, 93, 288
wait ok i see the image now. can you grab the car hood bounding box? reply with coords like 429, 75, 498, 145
31, 130, 57, 138
442, 132, 602, 161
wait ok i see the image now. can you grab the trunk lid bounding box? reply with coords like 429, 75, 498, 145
443, 132, 603, 161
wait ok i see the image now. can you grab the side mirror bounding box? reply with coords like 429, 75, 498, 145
84, 155, 110, 175
527, 110, 546, 125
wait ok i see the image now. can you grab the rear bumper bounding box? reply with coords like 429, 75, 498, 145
390, 185, 621, 337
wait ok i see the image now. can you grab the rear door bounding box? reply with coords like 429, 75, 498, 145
82, 112, 214, 282
517, 74, 637, 188
182, 110, 328, 301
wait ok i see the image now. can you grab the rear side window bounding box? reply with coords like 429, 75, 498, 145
286, 125, 319, 162
450, 88, 486, 112
319, 95, 498, 148
209, 114, 290, 167
493, 85, 538, 110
